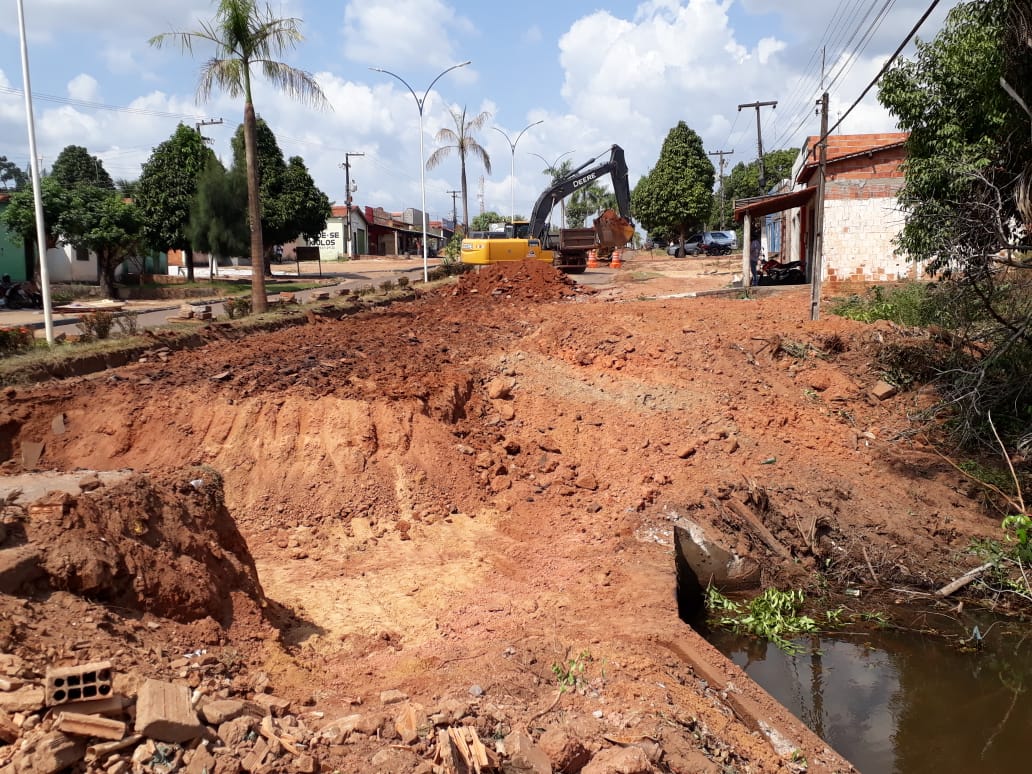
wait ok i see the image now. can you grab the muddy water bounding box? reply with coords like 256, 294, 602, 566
707, 626, 1031, 774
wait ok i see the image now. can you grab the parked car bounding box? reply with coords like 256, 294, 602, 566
667, 232, 735, 257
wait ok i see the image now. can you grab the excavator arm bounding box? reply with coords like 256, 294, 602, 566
527, 145, 633, 240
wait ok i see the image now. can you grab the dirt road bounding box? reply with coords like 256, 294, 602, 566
0, 253, 1000, 772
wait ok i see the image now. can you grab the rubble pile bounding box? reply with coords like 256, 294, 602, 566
449, 260, 587, 302
0, 655, 726, 773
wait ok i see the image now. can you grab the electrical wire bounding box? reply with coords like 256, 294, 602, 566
0, 85, 207, 121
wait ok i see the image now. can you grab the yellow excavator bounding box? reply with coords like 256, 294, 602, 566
461, 145, 634, 274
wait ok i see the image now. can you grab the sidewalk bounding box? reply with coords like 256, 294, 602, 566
1, 256, 440, 336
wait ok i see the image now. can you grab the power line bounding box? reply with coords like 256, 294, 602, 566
0, 85, 207, 120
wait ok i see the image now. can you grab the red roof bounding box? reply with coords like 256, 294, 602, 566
797, 132, 908, 184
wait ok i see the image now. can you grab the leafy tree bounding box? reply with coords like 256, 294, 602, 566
59, 186, 144, 298
631, 122, 714, 254
0, 177, 70, 248
471, 211, 506, 231
135, 124, 215, 282
151, 0, 327, 314
873, 0, 1032, 452
230, 119, 329, 262
878, 0, 1012, 267
565, 182, 613, 228
50, 145, 114, 190
426, 107, 492, 232
0, 156, 27, 190
716, 149, 798, 227
189, 157, 249, 266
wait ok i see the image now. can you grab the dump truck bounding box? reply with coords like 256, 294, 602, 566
461, 145, 634, 273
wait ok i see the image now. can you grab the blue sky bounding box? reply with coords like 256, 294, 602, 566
0, 0, 961, 224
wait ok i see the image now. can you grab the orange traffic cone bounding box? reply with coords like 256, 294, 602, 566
587, 249, 599, 269
610, 249, 623, 269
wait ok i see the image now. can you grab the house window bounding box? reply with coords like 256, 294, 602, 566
75, 246, 89, 262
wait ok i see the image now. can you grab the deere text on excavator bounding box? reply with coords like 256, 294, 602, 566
460, 145, 634, 274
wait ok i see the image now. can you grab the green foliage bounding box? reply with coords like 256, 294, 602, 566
830, 282, 946, 326
426, 106, 492, 231
878, 0, 1011, 268
61, 187, 145, 299
224, 296, 252, 319
470, 212, 506, 231
1002, 513, 1032, 562
714, 149, 798, 226
631, 122, 714, 242
0, 326, 35, 357
50, 145, 115, 190
551, 650, 591, 693
76, 311, 117, 342
230, 120, 329, 247
0, 176, 71, 243
0, 156, 27, 191
135, 124, 214, 260
441, 231, 463, 264
706, 587, 818, 654
189, 157, 249, 261
566, 184, 614, 229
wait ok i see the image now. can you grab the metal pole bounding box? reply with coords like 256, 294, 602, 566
342, 152, 364, 258
492, 121, 543, 223
16, 0, 53, 345
370, 61, 471, 283
708, 149, 734, 229
810, 92, 829, 321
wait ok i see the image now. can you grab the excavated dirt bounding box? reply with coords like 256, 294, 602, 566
0, 254, 1012, 773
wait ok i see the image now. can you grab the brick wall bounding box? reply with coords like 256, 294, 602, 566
821, 196, 921, 282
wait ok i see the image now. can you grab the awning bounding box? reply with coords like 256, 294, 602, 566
733, 187, 815, 222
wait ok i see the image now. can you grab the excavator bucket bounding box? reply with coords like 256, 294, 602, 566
593, 209, 635, 248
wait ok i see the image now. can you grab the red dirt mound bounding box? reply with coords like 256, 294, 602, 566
10, 466, 265, 624
448, 259, 588, 301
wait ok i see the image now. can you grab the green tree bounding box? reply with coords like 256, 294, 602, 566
878, 0, 1012, 267
470, 211, 507, 231
717, 149, 798, 227
631, 122, 714, 254
874, 0, 1031, 452
230, 120, 329, 261
151, 0, 327, 314
135, 124, 215, 282
565, 182, 612, 228
59, 187, 144, 298
0, 156, 27, 190
0, 177, 70, 249
426, 107, 492, 232
189, 157, 249, 266
50, 145, 114, 190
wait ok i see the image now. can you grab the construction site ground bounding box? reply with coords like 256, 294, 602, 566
0, 251, 1009, 773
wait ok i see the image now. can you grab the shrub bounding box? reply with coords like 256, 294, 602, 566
396, 276, 409, 288
379, 279, 396, 293
224, 296, 252, 319
115, 311, 140, 337
0, 326, 35, 357
77, 311, 116, 342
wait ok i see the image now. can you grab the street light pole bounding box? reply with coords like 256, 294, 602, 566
492, 120, 543, 223
340, 152, 364, 258
527, 150, 575, 228
370, 61, 471, 283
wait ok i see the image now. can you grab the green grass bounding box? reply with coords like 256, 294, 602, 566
830, 282, 945, 327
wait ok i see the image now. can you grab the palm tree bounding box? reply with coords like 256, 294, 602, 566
426, 107, 492, 233
150, 0, 326, 314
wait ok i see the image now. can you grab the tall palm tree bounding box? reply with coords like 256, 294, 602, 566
426, 107, 492, 233
150, 0, 326, 314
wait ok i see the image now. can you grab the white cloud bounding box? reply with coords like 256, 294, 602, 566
67, 74, 99, 102
342, 0, 475, 73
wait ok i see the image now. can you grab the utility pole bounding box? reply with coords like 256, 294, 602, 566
737, 100, 777, 191
340, 153, 364, 258
708, 149, 734, 228
195, 118, 223, 144
447, 190, 460, 231
810, 92, 829, 321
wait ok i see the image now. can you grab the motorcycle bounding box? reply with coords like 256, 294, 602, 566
0, 281, 44, 309
758, 259, 805, 285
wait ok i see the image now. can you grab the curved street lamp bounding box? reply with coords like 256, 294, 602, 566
370, 60, 471, 283
527, 149, 575, 179
492, 120, 543, 223
527, 150, 576, 229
